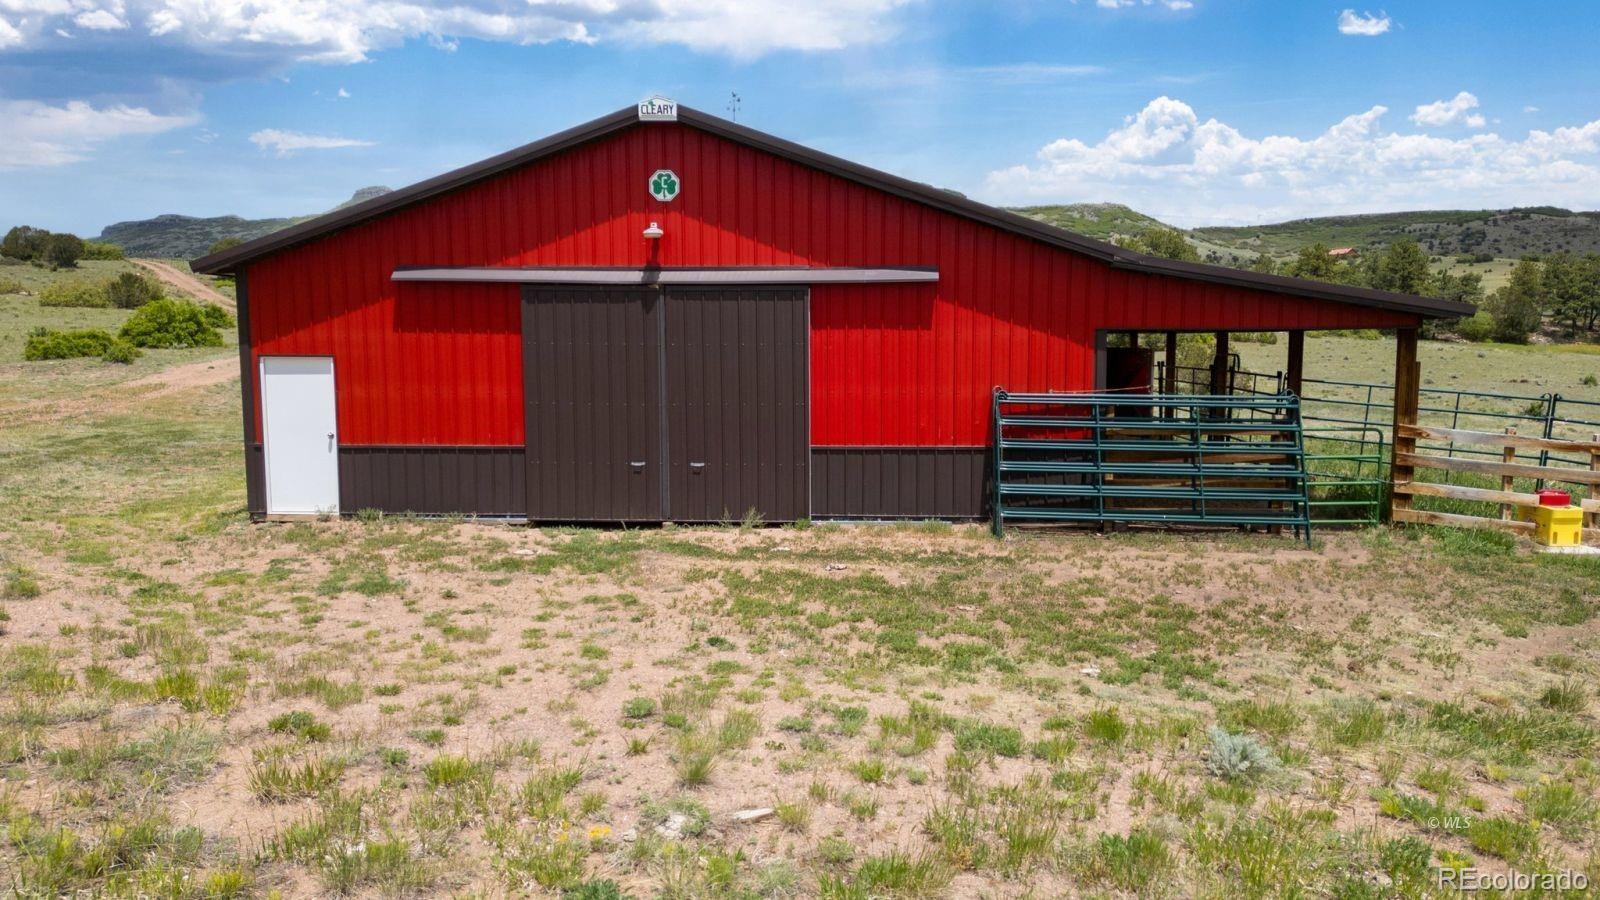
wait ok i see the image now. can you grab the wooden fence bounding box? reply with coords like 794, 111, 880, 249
1389, 424, 1600, 535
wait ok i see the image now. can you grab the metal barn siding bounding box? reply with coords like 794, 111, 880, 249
230, 115, 1435, 518
244, 122, 1413, 451
664, 287, 809, 523
522, 286, 664, 522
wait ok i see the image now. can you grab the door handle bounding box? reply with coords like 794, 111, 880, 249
689, 462, 706, 472
629, 461, 647, 468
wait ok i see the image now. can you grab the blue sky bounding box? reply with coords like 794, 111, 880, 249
2, 1, 1597, 237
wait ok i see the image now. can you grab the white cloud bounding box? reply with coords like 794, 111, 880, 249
1337, 9, 1390, 36
74, 9, 126, 30
982, 96, 1600, 226
1090, 0, 1193, 10
0, 97, 197, 168
249, 128, 374, 155
336, 87, 350, 99
1411, 91, 1485, 129
0, 1, 916, 62
1524, 105, 1540, 114
0, 15, 23, 48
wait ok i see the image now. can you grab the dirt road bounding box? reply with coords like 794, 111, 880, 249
0, 354, 237, 426
134, 258, 234, 310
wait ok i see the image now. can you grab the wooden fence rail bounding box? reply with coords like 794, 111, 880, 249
1390, 424, 1600, 536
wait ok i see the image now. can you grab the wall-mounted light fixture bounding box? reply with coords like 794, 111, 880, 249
643, 221, 664, 239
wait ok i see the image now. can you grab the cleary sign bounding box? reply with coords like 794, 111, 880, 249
637, 97, 677, 121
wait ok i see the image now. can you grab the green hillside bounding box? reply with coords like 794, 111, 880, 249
95, 190, 1600, 269
97, 213, 310, 259
95, 186, 391, 259
1008, 203, 1171, 241
1192, 207, 1600, 259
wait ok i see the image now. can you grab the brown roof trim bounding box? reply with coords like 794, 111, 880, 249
392, 266, 939, 285
1110, 255, 1474, 318
191, 103, 1473, 319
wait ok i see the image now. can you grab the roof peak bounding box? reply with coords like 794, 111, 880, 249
191, 102, 1470, 319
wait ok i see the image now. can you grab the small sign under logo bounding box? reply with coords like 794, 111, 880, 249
649, 169, 680, 202
638, 97, 677, 121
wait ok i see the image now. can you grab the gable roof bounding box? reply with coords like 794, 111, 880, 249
190, 104, 1473, 319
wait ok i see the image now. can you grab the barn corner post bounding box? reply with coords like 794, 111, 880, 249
235, 267, 266, 521
1387, 327, 1421, 522
1286, 330, 1305, 397
1209, 331, 1230, 395
1162, 331, 1178, 395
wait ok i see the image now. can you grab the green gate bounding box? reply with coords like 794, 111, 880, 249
991, 390, 1313, 542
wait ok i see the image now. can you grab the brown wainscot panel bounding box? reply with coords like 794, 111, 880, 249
338, 446, 526, 518
810, 447, 989, 520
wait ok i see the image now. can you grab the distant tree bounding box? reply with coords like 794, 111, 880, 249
208, 236, 245, 256
1421, 269, 1485, 339
1121, 227, 1200, 263
1366, 240, 1431, 295
43, 233, 85, 269
1483, 259, 1545, 343
1544, 252, 1600, 332
105, 272, 164, 309
1286, 243, 1343, 282
81, 241, 125, 261
1, 225, 50, 261
1246, 254, 1279, 276
1427, 269, 1485, 306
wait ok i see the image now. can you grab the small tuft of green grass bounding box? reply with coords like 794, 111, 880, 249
849, 758, 889, 785
1079, 828, 1173, 892
1538, 680, 1588, 713
1084, 708, 1127, 745
250, 755, 346, 802
953, 720, 1022, 757
622, 696, 657, 720
717, 708, 761, 750
423, 754, 487, 789
775, 799, 811, 833
268, 710, 331, 741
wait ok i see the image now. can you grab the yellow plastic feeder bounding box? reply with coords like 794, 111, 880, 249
1532, 504, 1583, 547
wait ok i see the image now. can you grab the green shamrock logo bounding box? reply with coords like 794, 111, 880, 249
650, 169, 680, 201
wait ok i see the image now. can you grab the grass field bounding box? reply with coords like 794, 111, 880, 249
1235, 333, 1600, 408
2, 293, 1599, 896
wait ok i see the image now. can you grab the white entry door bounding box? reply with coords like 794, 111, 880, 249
261, 356, 340, 516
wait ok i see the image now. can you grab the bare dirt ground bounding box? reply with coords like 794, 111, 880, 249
135, 258, 235, 309
126, 355, 240, 397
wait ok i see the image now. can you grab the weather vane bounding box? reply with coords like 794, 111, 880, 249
727, 91, 741, 123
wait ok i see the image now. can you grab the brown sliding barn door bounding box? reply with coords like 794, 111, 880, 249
664, 287, 810, 523
522, 286, 663, 521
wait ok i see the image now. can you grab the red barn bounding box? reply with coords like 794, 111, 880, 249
193, 99, 1469, 523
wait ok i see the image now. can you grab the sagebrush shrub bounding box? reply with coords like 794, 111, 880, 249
105, 272, 163, 309
1203, 726, 1281, 782
37, 279, 110, 308
101, 339, 142, 364
119, 299, 224, 348
199, 303, 236, 328
23, 327, 116, 360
